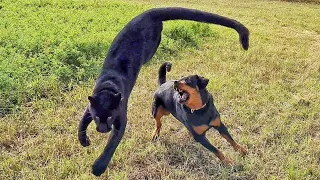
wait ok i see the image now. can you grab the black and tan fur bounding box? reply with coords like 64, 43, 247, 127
152, 62, 247, 165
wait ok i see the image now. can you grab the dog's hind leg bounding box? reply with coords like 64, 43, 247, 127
152, 105, 169, 141
92, 114, 127, 176
78, 106, 92, 147
211, 118, 247, 155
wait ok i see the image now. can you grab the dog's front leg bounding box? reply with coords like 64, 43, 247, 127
193, 134, 233, 166
78, 106, 92, 147
214, 122, 247, 155
92, 115, 127, 176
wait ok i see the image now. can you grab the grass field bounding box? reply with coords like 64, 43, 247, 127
0, 0, 319, 179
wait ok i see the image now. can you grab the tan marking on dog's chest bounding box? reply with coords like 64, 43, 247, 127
192, 124, 210, 135
209, 117, 221, 127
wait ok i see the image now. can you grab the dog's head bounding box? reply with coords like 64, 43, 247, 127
88, 90, 122, 133
174, 75, 209, 108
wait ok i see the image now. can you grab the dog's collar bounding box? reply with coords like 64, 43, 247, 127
190, 103, 207, 113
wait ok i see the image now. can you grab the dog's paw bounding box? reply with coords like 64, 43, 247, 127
78, 132, 91, 147
221, 157, 234, 167
92, 162, 106, 176
152, 134, 159, 141
151, 130, 160, 141
235, 144, 247, 156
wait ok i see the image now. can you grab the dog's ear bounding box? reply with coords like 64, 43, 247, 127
110, 92, 122, 110
196, 76, 209, 89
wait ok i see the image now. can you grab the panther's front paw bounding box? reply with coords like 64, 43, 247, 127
92, 162, 106, 176
78, 132, 91, 147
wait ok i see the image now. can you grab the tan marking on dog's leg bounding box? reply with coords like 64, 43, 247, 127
229, 140, 247, 155
234, 143, 247, 155
219, 129, 247, 155
221, 134, 247, 155
192, 124, 209, 135
221, 134, 238, 147
211, 118, 247, 155
221, 134, 248, 155
152, 106, 169, 141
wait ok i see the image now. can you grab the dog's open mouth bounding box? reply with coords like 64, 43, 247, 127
175, 87, 189, 103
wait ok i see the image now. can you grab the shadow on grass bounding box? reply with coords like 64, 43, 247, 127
125, 133, 249, 179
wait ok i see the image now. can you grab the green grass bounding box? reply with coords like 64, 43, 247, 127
1, 0, 320, 179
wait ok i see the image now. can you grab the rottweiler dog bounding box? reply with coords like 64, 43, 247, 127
78, 7, 249, 176
152, 62, 247, 165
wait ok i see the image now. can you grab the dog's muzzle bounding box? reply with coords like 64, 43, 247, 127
173, 81, 189, 103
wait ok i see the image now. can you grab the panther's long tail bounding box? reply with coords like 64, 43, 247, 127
158, 62, 172, 86
144, 7, 249, 50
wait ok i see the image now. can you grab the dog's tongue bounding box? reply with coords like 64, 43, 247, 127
180, 92, 189, 103
178, 91, 189, 103
181, 92, 188, 101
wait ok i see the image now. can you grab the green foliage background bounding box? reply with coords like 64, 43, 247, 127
0, 0, 214, 115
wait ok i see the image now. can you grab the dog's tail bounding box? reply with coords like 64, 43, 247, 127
144, 7, 249, 50
158, 62, 172, 86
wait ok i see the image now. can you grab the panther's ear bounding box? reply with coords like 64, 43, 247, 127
196, 75, 209, 89
110, 92, 122, 110
88, 96, 96, 106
